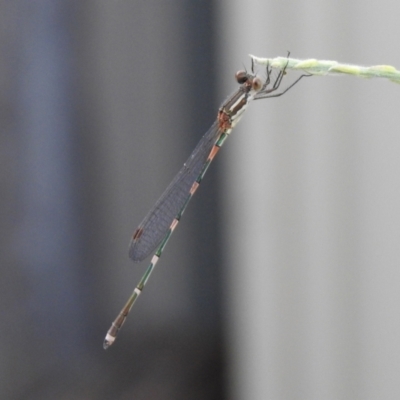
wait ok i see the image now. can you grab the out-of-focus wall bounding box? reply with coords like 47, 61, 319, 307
218, 1, 400, 399
0, 2, 222, 399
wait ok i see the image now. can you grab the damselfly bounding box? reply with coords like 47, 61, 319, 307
104, 58, 307, 349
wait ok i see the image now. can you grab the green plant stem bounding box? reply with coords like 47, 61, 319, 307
250, 55, 400, 84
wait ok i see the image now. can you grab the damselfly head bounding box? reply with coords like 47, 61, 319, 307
235, 70, 248, 84
251, 77, 262, 91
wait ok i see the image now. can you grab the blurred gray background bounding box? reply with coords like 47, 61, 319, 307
1, 1, 400, 399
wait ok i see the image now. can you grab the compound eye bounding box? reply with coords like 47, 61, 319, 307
252, 77, 262, 91
235, 70, 248, 84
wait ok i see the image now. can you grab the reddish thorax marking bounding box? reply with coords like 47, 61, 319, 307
217, 109, 232, 132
